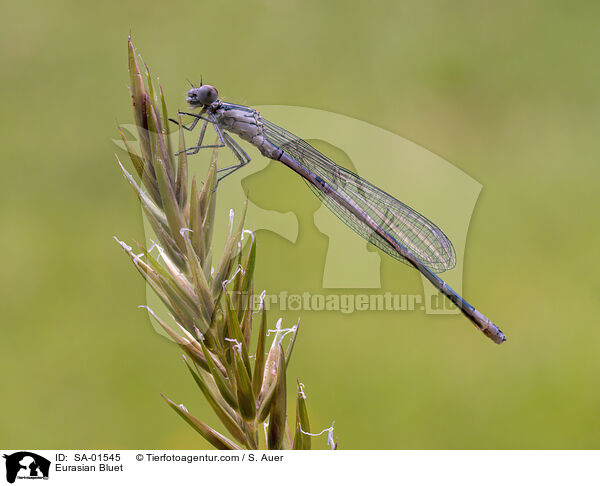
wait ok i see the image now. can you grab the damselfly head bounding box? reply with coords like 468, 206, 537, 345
186, 85, 218, 106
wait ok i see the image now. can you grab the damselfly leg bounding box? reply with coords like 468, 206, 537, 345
169, 111, 251, 187
169, 111, 226, 155
215, 132, 251, 183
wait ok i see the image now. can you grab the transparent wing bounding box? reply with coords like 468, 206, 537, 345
261, 118, 456, 273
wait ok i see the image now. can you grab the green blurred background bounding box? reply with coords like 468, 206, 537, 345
2, 0, 599, 449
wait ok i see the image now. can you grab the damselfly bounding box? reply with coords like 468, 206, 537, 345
169, 84, 506, 344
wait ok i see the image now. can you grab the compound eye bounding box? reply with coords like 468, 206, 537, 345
199, 85, 218, 104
